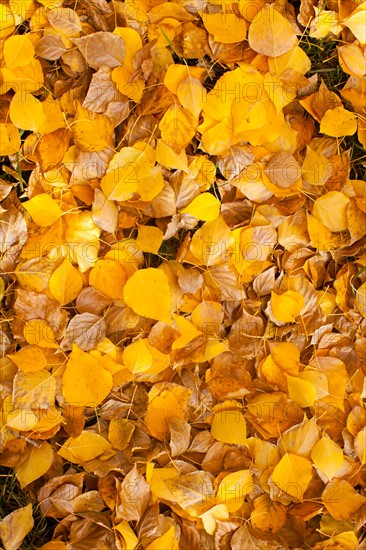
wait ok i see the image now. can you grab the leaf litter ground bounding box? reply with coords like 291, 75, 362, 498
0, 0, 365, 549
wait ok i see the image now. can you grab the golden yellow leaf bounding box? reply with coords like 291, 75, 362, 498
302, 146, 332, 186
8, 345, 47, 373
58, 430, 112, 463
190, 217, 233, 266
248, 5, 297, 57
9, 92, 46, 132
159, 104, 196, 153
135, 225, 164, 254
62, 345, 113, 407
271, 290, 305, 323
89, 259, 126, 300
112, 66, 145, 102
200, 12, 246, 44
49, 259, 83, 305
272, 453, 312, 500
320, 107, 358, 137
354, 426, 366, 465
122, 338, 169, 375
182, 193, 220, 221
0, 5, 15, 38
211, 409, 247, 445
146, 526, 178, 550
250, 494, 287, 533
108, 419, 135, 451
23, 194, 63, 227
3, 34, 34, 69
311, 436, 343, 479
145, 383, 192, 441
0, 504, 34, 550
123, 268, 172, 323
216, 470, 253, 512
65, 212, 100, 272
0, 123, 21, 156
177, 76, 205, 119
312, 191, 351, 232
200, 504, 229, 535
71, 103, 114, 152
343, 4, 366, 44
155, 138, 189, 171
15, 442, 54, 488
287, 374, 316, 408
322, 479, 366, 520
114, 521, 139, 550
101, 146, 152, 202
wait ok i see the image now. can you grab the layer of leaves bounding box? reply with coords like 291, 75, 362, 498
0, 0, 365, 549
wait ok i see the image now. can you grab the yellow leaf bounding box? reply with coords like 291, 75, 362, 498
58, 430, 112, 463
8, 345, 47, 373
38, 0, 63, 7
49, 259, 83, 305
320, 107, 358, 137
71, 103, 114, 152
9, 92, 46, 132
156, 138, 188, 171
271, 290, 305, 323
190, 217, 233, 266
146, 526, 178, 550
323, 479, 366, 520
23, 194, 63, 226
0, 504, 34, 550
272, 453, 312, 500
108, 419, 135, 451
248, 5, 297, 57
177, 76, 205, 119
0, 5, 15, 38
287, 374, 316, 407
123, 268, 172, 323
302, 146, 333, 186
171, 314, 203, 350
62, 345, 113, 407
267, 45, 311, 76
15, 442, 53, 488
354, 426, 366, 465
200, 504, 229, 535
200, 12, 246, 44
211, 410, 247, 445
113, 27, 142, 71
271, 342, 300, 375
216, 470, 253, 512
343, 4, 366, 44
135, 225, 164, 254
163, 470, 215, 516
311, 436, 343, 479
145, 383, 192, 441
114, 521, 138, 550
309, 8, 342, 39
112, 66, 145, 102
182, 193, 220, 221
0, 123, 21, 156
65, 212, 100, 272
123, 339, 169, 376
159, 104, 196, 153
164, 64, 206, 95
89, 259, 126, 300
338, 43, 366, 78
101, 146, 152, 202
250, 494, 287, 533
3, 34, 34, 69
312, 191, 351, 232
122, 339, 153, 374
